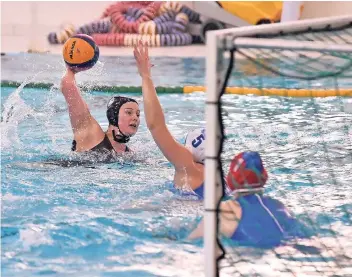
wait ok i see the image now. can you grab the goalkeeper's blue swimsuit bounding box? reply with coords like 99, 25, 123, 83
230, 194, 309, 248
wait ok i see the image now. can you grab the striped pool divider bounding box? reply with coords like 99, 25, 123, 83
1, 81, 351, 97
183, 86, 352, 97
1, 81, 184, 93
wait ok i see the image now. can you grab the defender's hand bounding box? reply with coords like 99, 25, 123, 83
133, 40, 153, 78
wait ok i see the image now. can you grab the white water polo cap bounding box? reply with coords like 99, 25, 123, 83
185, 128, 206, 164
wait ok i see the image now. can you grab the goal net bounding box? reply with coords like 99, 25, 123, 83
204, 15, 352, 277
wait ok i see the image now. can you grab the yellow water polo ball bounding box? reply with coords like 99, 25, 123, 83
63, 34, 99, 72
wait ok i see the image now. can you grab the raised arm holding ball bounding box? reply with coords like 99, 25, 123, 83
61, 34, 140, 155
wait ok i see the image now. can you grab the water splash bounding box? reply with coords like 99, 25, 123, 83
1, 74, 42, 149
37, 83, 68, 149
86, 60, 105, 77
81, 60, 106, 91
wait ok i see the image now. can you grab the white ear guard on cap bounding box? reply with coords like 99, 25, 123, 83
184, 128, 205, 164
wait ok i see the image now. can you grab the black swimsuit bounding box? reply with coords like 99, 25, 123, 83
71, 135, 130, 153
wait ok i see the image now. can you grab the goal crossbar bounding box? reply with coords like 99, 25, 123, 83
213, 15, 352, 50
233, 37, 352, 52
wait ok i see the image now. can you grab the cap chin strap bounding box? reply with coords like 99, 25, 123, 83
230, 188, 264, 199
112, 128, 130, 143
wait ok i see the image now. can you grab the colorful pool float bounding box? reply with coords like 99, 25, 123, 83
47, 1, 200, 47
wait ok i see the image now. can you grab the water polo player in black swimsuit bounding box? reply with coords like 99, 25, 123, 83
60, 68, 140, 155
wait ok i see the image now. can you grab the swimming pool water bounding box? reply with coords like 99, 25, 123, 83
1, 54, 352, 277
2, 53, 352, 89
